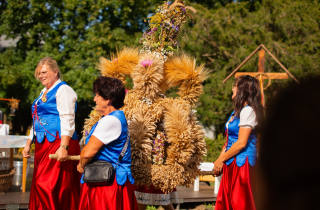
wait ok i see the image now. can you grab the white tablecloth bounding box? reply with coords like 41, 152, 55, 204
0, 135, 28, 148
199, 162, 214, 171
0, 124, 9, 135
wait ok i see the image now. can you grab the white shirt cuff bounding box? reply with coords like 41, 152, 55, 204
28, 126, 34, 140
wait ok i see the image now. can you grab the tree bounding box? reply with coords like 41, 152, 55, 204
1, 0, 319, 138
0, 0, 163, 135
181, 0, 320, 134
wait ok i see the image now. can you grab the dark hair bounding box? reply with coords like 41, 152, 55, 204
233, 75, 264, 125
259, 76, 320, 210
93, 76, 125, 109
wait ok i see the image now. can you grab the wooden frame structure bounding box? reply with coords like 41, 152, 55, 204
223, 44, 299, 106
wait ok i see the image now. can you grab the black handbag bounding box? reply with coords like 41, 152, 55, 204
83, 129, 130, 184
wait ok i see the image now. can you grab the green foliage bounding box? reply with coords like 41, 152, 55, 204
0, 0, 163, 135
1, 0, 320, 139
146, 206, 157, 210
203, 133, 225, 162
204, 203, 215, 209
195, 0, 262, 10
181, 0, 320, 133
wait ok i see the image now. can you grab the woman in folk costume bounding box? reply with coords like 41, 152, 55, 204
214, 75, 263, 210
77, 76, 137, 210
22, 57, 80, 210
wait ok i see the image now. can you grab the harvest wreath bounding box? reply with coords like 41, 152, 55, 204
82, 0, 210, 193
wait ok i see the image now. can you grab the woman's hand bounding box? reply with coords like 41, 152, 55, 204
77, 163, 84, 173
55, 147, 68, 162
22, 145, 31, 158
22, 138, 33, 158
213, 157, 224, 176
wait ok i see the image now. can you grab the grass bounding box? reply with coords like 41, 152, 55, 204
146, 206, 158, 210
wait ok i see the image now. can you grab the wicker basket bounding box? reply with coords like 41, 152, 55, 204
0, 167, 16, 192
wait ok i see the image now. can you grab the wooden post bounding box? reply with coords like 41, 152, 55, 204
258, 49, 265, 73
22, 157, 27, 192
258, 49, 266, 107
9, 148, 13, 168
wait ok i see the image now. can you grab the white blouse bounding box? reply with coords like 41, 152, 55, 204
92, 115, 122, 145
28, 79, 77, 140
238, 106, 258, 129
226, 106, 258, 130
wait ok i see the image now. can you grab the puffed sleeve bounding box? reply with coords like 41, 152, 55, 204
239, 106, 258, 129
56, 85, 77, 137
92, 116, 122, 145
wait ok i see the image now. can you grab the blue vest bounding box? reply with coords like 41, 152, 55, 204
31, 81, 78, 143
80, 110, 134, 186
225, 108, 257, 167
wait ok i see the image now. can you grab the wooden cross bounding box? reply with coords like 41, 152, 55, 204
223, 44, 299, 106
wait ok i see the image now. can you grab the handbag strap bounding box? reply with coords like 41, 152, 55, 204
115, 122, 130, 169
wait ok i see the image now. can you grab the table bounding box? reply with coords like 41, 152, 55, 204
0, 135, 28, 192
196, 162, 222, 194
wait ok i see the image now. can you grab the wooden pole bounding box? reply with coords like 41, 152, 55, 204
261, 44, 299, 83
258, 49, 265, 73
235, 72, 288, 79
22, 157, 27, 192
0, 98, 21, 102
258, 49, 266, 107
49, 154, 80, 161
9, 148, 13, 168
223, 45, 262, 83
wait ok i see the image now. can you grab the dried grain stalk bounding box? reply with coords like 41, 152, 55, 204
98, 47, 139, 84
122, 91, 165, 123
169, 1, 185, 11
163, 54, 210, 105
129, 110, 156, 186
132, 54, 164, 101
81, 107, 103, 146
185, 6, 197, 14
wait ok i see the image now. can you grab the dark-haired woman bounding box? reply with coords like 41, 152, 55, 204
77, 76, 138, 210
214, 75, 263, 210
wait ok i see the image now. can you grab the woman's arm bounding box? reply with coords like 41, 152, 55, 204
55, 85, 77, 161
23, 126, 34, 158
213, 127, 252, 174
218, 145, 226, 158
22, 138, 33, 158
77, 135, 104, 173
77, 116, 122, 173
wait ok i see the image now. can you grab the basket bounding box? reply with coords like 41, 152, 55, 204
0, 167, 16, 192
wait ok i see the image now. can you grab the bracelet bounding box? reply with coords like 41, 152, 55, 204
60, 144, 69, 151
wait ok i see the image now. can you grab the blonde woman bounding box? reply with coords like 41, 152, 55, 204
22, 57, 80, 210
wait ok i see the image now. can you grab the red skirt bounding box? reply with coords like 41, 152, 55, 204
29, 137, 81, 210
79, 176, 138, 210
215, 158, 256, 210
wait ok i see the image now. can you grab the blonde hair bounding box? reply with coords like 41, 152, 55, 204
34, 57, 62, 80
